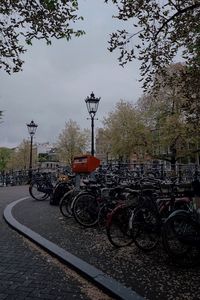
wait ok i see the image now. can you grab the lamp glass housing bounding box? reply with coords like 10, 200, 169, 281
85, 92, 100, 115
27, 120, 38, 136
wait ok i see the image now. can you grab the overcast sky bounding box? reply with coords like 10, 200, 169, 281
0, 0, 143, 148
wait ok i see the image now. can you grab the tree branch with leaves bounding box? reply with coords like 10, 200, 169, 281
0, 0, 84, 74
105, 0, 200, 90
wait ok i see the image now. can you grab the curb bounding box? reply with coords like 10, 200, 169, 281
4, 197, 144, 300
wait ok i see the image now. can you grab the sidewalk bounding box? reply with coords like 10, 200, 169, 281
0, 186, 114, 300
2, 186, 200, 300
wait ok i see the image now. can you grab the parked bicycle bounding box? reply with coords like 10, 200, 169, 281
29, 172, 54, 200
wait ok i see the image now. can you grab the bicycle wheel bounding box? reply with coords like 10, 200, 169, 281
130, 206, 161, 252
59, 189, 79, 218
72, 192, 100, 227
162, 212, 200, 260
106, 205, 134, 247
29, 181, 49, 200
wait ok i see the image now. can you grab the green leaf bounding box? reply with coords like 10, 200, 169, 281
26, 39, 32, 46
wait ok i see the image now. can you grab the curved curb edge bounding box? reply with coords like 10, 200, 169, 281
4, 198, 144, 300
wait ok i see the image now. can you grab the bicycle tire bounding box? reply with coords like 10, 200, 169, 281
29, 182, 49, 200
162, 212, 199, 259
130, 206, 161, 252
59, 189, 79, 218
72, 192, 100, 227
106, 204, 134, 247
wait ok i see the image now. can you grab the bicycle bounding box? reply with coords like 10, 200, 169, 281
71, 181, 103, 227
29, 172, 53, 200
162, 181, 200, 266
129, 177, 192, 252
71, 177, 129, 228
104, 177, 159, 249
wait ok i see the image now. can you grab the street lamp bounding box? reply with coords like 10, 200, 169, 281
85, 92, 100, 156
27, 120, 38, 181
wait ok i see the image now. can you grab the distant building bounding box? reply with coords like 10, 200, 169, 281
37, 142, 61, 170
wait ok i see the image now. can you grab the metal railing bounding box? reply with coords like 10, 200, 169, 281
0, 163, 199, 187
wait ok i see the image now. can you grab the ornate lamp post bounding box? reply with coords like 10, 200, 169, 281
27, 120, 38, 181
85, 92, 100, 156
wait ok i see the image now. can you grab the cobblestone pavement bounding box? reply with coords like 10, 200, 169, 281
0, 186, 113, 300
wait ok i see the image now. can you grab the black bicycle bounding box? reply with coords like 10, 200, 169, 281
29, 173, 53, 200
